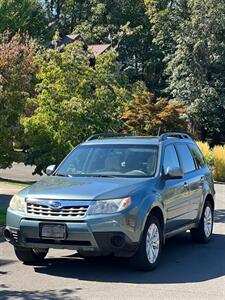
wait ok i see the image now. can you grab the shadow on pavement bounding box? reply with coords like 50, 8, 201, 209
0, 177, 35, 185
0, 288, 81, 300
34, 232, 225, 284
0, 195, 12, 209
214, 209, 225, 223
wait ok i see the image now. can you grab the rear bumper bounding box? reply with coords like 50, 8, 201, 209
5, 208, 139, 257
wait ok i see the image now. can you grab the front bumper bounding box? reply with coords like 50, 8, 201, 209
5, 208, 139, 257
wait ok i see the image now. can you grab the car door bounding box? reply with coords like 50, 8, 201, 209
187, 143, 209, 217
175, 143, 201, 221
160, 144, 191, 233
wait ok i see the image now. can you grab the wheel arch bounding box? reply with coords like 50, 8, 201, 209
205, 193, 215, 211
197, 193, 215, 223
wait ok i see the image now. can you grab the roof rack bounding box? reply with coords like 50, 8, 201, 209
85, 132, 192, 142
159, 132, 192, 141
85, 132, 134, 142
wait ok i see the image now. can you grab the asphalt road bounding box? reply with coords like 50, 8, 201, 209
0, 184, 225, 300
0, 163, 44, 183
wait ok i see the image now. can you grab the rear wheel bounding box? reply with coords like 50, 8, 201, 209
191, 200, 213, 243
14, 246, 48, 264
129, 215, 163, 271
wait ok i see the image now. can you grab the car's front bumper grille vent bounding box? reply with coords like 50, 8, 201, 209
26, 203, 89, 217
11, 228, 19, 243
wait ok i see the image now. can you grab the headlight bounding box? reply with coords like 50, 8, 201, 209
9, 194, 25, 212
87, 197, 131, 215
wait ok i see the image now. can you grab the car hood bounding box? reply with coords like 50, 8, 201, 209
21, 176, 153, 200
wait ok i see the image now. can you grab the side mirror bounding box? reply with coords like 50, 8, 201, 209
46, 165, 56, 176
164, 166, 183, 179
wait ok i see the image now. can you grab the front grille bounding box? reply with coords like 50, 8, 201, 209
26, 203, 89, 217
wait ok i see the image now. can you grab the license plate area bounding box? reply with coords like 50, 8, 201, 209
40, 223, 67, 239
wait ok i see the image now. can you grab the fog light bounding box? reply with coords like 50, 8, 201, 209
111, 235, 125, 248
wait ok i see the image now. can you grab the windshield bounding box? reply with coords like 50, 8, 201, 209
56, 144, 158, 178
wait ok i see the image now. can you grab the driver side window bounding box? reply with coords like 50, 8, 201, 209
163, 144, 180, 173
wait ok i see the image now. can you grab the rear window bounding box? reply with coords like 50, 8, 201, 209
175, 144, 196, 174
188, 144, 206, 168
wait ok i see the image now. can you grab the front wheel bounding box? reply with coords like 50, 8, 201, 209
190, 200, 213, 243
129, 215, 163, 271
14, 246, 48, 264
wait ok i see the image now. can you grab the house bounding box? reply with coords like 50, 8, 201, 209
52, 33, 111, 57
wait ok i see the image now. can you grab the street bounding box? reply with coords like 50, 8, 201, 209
0, 184, 225, 300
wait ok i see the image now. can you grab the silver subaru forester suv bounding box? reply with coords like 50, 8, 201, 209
4, 132, 215, 270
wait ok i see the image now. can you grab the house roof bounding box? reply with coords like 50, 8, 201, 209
89, 44, 111, 56
56, 34, 84, 47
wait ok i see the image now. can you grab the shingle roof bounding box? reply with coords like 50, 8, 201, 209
57, 34, 82, 47
89, 44, 111, 56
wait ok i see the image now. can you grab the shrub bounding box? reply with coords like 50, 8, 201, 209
197, 141, 225, 182
196, 141, 214, 169
212, 146, 225, 182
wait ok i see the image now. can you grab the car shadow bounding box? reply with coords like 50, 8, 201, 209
214, 209, 225, 223
0, 194, 12, 209
0, 288, 81, 300
34, 232, 225, 284
0, 177, 35, 185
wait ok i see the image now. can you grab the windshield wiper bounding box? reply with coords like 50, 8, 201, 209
56, 173, 73, 177
89, 174, 117, 178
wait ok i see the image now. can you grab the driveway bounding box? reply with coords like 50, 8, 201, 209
0, 184, 225, 299
0, 163, 44, 183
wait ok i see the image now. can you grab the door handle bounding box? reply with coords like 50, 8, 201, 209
183, 182, 189, 189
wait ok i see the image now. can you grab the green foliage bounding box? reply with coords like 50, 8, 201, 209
120, 87, 188, 135
22, 42, 129, 174
0, 0, 50, 43
44, 0, 164, 92
0, 32, 36, 169
145, 0, 225, 142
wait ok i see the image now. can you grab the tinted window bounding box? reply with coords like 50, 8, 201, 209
163, 144, 180, 173
176, 144, 196, 173
189, 144, 206, 168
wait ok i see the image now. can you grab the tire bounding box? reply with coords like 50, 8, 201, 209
14, 246, 48, 264
129, 215, 163, 271
190, 200, 213, 243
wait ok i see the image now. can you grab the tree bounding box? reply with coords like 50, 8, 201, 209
165, 0, 225, 142
0, 32, 36, 169
22, 42, 129, 174
0, 0, 50, 43
44, 0, 164, 93
120, 87, 187, 135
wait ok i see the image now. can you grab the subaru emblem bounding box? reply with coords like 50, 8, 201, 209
49, 201, 62, 210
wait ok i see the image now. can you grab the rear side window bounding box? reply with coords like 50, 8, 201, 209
175, 144, 196, 174
189, 144, 206, 168
163, 144, 180, 173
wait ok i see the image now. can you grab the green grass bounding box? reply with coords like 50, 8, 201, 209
0, 208, 7, 225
